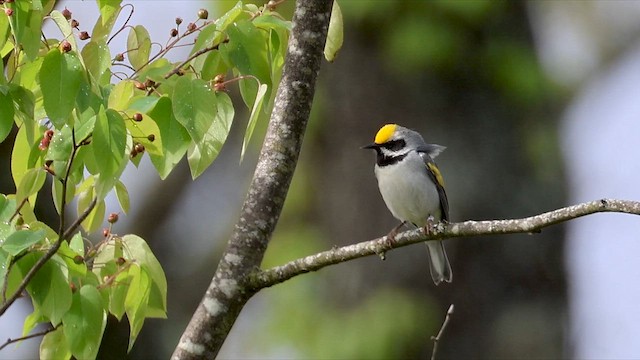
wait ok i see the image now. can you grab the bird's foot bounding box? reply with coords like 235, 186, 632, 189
378, 221, 406, 260
422, 216, 436, 236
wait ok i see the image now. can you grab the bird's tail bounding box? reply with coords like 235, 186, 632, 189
426, 241, 452, 285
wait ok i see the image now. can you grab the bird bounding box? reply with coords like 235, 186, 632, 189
362, 124, 452, 285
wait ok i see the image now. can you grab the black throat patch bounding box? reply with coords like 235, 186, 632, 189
376, 151, 408, 167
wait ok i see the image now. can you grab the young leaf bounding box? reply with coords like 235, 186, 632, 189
92, 108, 126, 199
324, 1, 344, 62
115, 180, 130, 214
148, 96, 190, 179
186, 92, 234, 178
108, 80, 136, 111
62, 285, 106, 360
81, 198, 105, 234
50, 10, 78, 52
0, 7, 10, 52
15, 168, 46, 204
39, 50, 83, 128
127, 25, 151, 70
8, 85, 35, 141
0, 248, 10, 292
2, 229, 46, 256
8, 0, 43, 61
97, 0, 122, 25
21, 254, 73, 325
40, 327, 72, 360
222, 19, 271, 107
82, 39, 112, 85
0, 89, 14, 142
11, 126, 30, 195
109, 268, 132, 321
121, 234, 167, 318
0, 194, 16, 222
124, 264, 150, 351
241, 83, 268, 161
69, 232, 85, 257
22, 305, 45, 337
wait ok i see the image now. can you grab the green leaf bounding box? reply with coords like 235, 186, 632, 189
9, 0, 43, 61
81, 197, 105, 234
222, 19, 271, 107
8, 85, 35, 142
2, 229, 46, 256
253, 14, 292, 32
115, 180, 130, 214
11, 126, 31, 192
92, 108, 126, 199
186, 92, 234, 178
324, 1, 343, 62
98, 0, 122, 25
172, 77, 214, 144
69, 232, 85, 256
0, 6, 10, 53
127, 25, 151, 70
57, 241, 87, 279
19, 254, 73, 325
22, 305, 45, 337
148, 96, 190, 179
241, 83, 268, 161
191, 1, 244, 56
40, 327, 72, 360
39, 49, 83, 128
109, 269, 131, 321
50, 10, 78, 52
91, 11, 119, 43
16, 168, 46, 204
82, 40, 112, 85
124, 264, 149, 351
108, 80, 136, 111
62, 285, 106, 360
121, 234, 167, 318
45, 124, 73, 162
0, 88, 13, 142
126, 98, 164, 157
0, 248, 10, 292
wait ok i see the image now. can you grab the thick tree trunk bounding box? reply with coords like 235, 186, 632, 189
171, 1, 333, 358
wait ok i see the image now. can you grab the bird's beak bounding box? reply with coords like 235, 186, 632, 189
361, 143, 379, 150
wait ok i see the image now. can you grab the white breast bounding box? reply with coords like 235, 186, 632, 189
374, 152, 441, 226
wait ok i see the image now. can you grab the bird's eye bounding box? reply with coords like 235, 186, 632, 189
383, 139, 405, 151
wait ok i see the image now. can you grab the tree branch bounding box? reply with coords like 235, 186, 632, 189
171, 1, 333, 359
249, 199, 640, 289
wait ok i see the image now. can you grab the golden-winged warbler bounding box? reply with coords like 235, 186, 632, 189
363, 124, 452, 285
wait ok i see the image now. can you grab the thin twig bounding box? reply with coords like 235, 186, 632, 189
0, 198, 97, 317
0, 324, 61, 351
58, 129, 79, 238
431, 304, 454, 360
249, 199, 640, 289
8, 198, 28, 223
163, 39, 228, 80
107, 4, 133, 45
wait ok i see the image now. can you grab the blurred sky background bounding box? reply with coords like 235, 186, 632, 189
1, 0, 640, 359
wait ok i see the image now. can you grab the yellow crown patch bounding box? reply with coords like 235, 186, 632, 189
374, 124, 397, 144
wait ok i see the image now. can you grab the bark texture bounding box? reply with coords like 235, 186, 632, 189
171, 1, 333, 358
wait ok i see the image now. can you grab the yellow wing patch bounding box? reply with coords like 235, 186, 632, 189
374, 124, 397, 144
427, 162, 445, 188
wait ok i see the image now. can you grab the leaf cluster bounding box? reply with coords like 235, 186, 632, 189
0, 0, 295, 357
